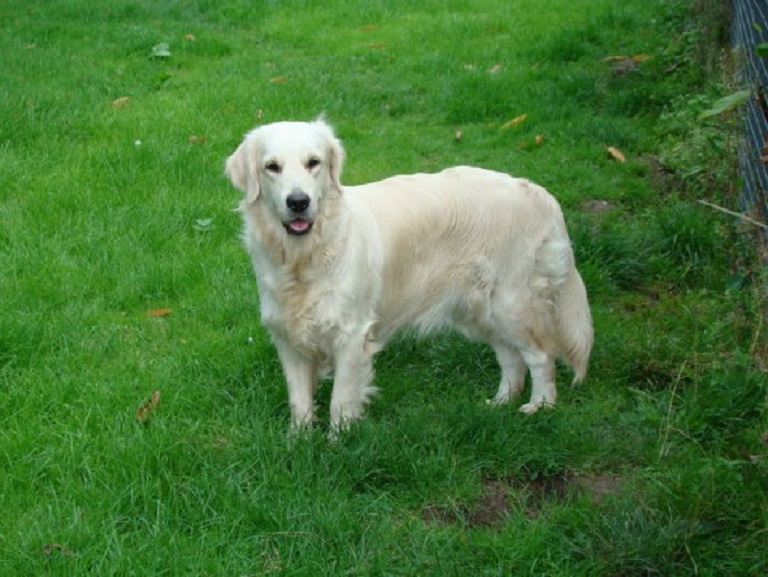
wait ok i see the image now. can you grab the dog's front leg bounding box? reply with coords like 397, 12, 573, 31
329, 338, 376, 433
273, 336, 317, 432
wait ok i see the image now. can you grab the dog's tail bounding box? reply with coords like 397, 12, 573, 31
556, 267, 594, 384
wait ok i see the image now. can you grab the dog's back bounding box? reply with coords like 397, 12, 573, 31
346, 166, 592, 380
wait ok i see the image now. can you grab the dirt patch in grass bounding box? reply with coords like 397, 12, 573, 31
422, 472, 623, 528
582, 199, 615, 215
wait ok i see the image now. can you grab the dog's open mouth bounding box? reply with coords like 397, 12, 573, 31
284, 218, 314, 236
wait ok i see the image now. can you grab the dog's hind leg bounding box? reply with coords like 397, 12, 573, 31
518, 346, 557, 414
489, 342, 527, 405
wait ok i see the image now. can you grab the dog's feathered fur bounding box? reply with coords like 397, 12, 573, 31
225, 119, 593, 432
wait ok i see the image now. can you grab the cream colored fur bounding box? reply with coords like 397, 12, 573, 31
225, 119, 593, 432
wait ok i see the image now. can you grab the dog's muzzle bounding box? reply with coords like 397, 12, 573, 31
284, 191, 313, 236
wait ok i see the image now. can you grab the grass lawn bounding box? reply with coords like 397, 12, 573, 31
1, 0, 766, 574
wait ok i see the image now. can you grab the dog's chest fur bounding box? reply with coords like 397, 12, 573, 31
256, 244, 370, 356
259, 261, 323, 347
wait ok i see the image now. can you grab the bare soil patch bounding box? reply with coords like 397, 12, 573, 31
422, 471, 623, 528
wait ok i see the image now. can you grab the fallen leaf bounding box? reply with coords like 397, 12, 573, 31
193, 218, 215, 232
697, 90, 751, 119
188, 135, 208, 144
148, 308, 173, 317
361, 25, 377, 31
603, 55, 628, 62
136, 390, 161, 424
270, 76, 286, 83
185, 33, 197, 42
454, 130, 463, 141
150, 43, 171, 59
606, 146, 626, 162
488, 64, 502, 74
111, 96, 131, 108
501, 114, 528, 129
535, 134, 545, 145
632, 53, 652, 62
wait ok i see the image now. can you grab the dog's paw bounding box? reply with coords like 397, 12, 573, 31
518, 401, 555, 415
486, 396, 511, 407
487, 387, 521, 406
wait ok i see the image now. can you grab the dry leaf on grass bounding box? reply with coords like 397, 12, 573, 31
148, 308, 173, 317
454, 130, 463, 141
603, 54, 651, 63
136, 390, 161, 424
606, 146, 626, 162
270, 76, 286, 83
500, 114, 528, 129
111, 96, 131, 108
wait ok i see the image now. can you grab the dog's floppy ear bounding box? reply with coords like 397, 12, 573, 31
224, 135, 260, 203
313, 119, 345, 192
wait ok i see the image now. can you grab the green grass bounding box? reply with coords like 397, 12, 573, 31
1, 0, 766, 574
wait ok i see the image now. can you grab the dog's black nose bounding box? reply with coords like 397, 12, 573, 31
286, 191, 310, 213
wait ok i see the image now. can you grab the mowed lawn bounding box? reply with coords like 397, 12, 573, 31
1, 0, 766, 574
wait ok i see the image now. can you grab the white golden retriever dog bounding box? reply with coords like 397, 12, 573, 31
225, 119, 593, 432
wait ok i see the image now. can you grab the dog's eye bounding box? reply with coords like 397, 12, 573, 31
306, 158, 321, 170
265, 161, 281, 174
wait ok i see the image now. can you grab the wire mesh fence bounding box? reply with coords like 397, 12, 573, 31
732, 0, 768, 228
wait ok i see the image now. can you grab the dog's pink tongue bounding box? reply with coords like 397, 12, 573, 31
290, 219, 310, 233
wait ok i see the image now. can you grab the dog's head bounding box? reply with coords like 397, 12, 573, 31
225, 119, 345, 236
